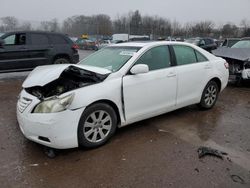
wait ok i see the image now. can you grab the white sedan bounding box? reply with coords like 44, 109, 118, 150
17, 41, 229, 149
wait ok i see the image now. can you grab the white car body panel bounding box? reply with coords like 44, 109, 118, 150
23, 64, 111, 87
176, 61, 211, 108
123, 67, 177, 124
17, 41, 229, 149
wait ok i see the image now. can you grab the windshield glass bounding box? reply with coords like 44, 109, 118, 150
232, 40, 250, 48
79, 46, 141, 72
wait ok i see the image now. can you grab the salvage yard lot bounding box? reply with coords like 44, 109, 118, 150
0, 50, 250, 187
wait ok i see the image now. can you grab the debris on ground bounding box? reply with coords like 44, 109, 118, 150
29, 164, 39, 167
158, 129, 169, 133
43, 147, 57, 159
197, 146, 228, 160
230, 174, 245, 184
194, 168, 199, 173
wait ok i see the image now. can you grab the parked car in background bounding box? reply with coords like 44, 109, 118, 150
220, 38, 240, 48
76, 38, 98, 50
185, 37, 217, 52
129, 35, 150, 41
212, 38, 250, 84
97, 40, 111, 49
17, 41, 228, 149
69, 37, 78, 42
0, 31, 79, 73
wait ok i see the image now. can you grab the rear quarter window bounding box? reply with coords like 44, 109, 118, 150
30, 33, 49, 45
50, 35, 68, 44
173, 45, 197, 65
195, 50, 208, 62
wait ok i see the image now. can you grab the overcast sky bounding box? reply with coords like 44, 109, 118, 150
1, 0, 250, 25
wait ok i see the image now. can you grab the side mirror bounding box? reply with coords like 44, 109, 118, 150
130, 64, 149, 75
0, 39, 4, 48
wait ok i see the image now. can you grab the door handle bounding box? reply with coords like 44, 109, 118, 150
167, 72, 176, 78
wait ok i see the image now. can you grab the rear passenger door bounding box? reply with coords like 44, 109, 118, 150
172, 45, 211, 107
27, 33, 50, 68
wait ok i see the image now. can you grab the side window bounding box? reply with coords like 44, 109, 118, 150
3, 34, 15, 45
195, 50, 208, 62
50, 35, 67, 44
173, 45, 197, 65
135, 46, 170, 71
31, 34, 49, 45
3, 33, 26, 45
204, 39, 212, 45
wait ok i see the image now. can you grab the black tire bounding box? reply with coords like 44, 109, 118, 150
53, 58, 70, 64
198, 80, 219, 110
78, 103, 117, 148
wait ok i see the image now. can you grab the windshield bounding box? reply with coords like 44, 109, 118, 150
232, 40, 250, 48
79, 46, 141, 72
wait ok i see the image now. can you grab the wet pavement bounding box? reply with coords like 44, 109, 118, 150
0, 50, 250, 187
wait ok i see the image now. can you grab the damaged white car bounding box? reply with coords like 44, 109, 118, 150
17, 42, 229, 149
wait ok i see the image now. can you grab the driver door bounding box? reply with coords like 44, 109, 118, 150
0, 33, 29, 71
122, 45, 177, 124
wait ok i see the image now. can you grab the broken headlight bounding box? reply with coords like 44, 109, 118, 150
33, 93, 74, 113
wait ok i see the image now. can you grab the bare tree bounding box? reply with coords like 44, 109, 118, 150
240, 19, 250, 37
221, 23, 239, 38
192, 21, 214, 37
39, 18, 60, 32
0, 16, 18, 32
19, 21, 32, 31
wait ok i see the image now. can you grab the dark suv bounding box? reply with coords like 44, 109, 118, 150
0, 31, 79, 73
185, 37, 217, 52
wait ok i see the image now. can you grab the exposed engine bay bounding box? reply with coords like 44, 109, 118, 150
25, 66, 109, 99
224, 58, 250, 81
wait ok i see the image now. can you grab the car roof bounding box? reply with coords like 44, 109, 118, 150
1, 30, 67, 36
111, 41, 188, 48
241, 37, 250, 40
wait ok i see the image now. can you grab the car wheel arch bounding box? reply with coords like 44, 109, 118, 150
85, 99, 121, 127
53, 54, 70, 63
209, 77, 221, 92
199, 77, 221, 102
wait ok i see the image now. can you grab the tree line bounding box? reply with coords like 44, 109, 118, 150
1, 10, 250, 39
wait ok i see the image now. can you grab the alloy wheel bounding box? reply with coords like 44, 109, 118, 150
204, 85, 217, 106
83, 110, 112, 143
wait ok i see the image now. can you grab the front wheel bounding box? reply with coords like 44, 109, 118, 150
78, 103, 117, 148
198, 81, 219, 110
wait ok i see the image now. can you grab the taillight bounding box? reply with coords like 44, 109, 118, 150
224, 62, 229, 69
72, 44, 79, 50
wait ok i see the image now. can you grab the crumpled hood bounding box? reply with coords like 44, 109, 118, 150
22, 64, 111, 88
212, 48, 250, 62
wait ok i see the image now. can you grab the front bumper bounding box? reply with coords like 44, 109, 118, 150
17, 90, 85, 149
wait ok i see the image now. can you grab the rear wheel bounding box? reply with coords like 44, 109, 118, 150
199, 81, 219, 109
78, 103, 117, 148
53, 58, 70, 64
